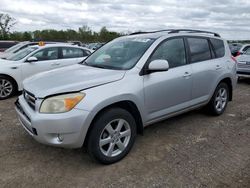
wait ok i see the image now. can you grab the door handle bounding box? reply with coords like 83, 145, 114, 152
183, 72, 192, 78
51, 62, 60, 66
216, 65, 222, 70
10, 66, 18, 69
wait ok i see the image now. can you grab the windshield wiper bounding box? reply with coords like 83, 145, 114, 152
90, 64, 109, 69
80, 62, 122, 70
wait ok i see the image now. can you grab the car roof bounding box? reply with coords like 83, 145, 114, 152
31, 43, 91, 50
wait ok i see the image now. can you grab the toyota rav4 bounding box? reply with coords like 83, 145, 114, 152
15, 29, 237, 164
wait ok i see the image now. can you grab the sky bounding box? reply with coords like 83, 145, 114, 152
0, 0, 250, 40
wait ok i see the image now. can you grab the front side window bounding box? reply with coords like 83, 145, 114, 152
62, 47, 88, 58
187, 38, 211, 63
84, 37, 155, 70
32, 47, 59, 61
150, 38, 187, 68
210, 38, 225, 58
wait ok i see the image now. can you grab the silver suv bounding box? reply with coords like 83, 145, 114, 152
15, 29, 237, 164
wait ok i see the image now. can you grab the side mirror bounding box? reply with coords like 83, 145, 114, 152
142, 59, 169, 75
26, 56, 38, 63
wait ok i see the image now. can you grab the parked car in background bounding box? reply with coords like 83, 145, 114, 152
0, 40, 19, 52
88, 42, 105, 50
235, 44, 250, 57
236, 47, 250, 78
87, 43, 98, 50
0, 41, 60, 59
0, 44, 91, 99
229, 43, 242, 57
68, 41, 82, 47
15, 29, 237, 164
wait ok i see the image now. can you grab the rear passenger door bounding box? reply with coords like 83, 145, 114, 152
144, 37, 193, 121
59, 47, 90, 68
187, 37, 226, 103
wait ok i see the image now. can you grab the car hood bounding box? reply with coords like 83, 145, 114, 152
23, 64, 126, 98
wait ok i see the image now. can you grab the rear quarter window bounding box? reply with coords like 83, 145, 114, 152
210, 38, 225, 58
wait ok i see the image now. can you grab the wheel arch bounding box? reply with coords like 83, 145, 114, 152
83, 100, 144, 146
218, 77, 233, 101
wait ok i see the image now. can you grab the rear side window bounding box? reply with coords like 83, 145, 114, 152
210, 39, 225, 58
187, 38, 211, 63
62, 47, 88, 58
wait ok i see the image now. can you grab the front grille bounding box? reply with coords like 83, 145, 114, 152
15, 99, 31, 122
15, 99, 37, 135
23, 90, 36, 110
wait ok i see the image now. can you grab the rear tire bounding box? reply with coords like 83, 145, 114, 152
206, 82, 229, 116
0, 76, 16, 100
87, 108, 137, 164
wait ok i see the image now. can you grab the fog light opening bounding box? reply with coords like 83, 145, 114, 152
57, 134, 64, 142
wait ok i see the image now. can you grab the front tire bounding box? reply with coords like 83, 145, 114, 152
206, 82, 229, 116
0, 76, 16, 100
87, 108, 137, 164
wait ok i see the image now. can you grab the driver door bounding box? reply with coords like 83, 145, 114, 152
143, 37, 193, 122
21, 47, 60, 81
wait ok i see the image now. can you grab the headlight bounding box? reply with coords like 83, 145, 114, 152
40, 92, 85, 113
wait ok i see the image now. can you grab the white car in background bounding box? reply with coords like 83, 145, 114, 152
0, 44, 92, 99
0, 41, 59, 59
236, 47, 250, 78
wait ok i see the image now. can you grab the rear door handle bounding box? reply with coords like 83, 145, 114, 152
183, 72, 192, 78
51, 62, 60, 66
216, 65, 222, 70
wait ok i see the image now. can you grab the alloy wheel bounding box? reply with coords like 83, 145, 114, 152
99, 119, 131, 157
0, 78, 13, 98
215, 88, 227, 112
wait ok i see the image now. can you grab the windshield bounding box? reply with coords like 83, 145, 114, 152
5, 42, 27, 53
84, 37, 155, 70
6, 46, 38, 61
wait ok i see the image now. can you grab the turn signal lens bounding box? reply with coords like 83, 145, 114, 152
64, 95, 84, 111
40, 93, 85, 113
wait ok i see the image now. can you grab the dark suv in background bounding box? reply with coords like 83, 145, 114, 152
0, 40, 19, 52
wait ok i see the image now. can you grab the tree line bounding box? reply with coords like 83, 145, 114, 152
2, 13, 250, 44
9, 26, 123, 43
0, 13, 123, 43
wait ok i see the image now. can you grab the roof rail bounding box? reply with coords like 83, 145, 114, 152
129, 31, 151, 35
129, 29, 221, 37
129, 29, 173, 35
168, 29, 221, 37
